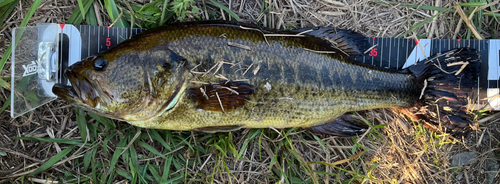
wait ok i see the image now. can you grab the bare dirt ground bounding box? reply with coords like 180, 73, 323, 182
1, 0, 500, 183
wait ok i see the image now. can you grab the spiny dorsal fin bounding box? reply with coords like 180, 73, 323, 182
291, 27, 369, 58
188, 81, 255, 112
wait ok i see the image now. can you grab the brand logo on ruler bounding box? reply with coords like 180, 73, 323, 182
22, 60, 40, 77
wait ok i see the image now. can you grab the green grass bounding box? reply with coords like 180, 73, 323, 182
13, 113, 375, 183
376, 0, 499, 38
0, 0, 43, 116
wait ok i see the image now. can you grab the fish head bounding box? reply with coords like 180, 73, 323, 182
52, 48, 190, 122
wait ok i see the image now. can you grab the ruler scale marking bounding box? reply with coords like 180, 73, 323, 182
88, 26, 91, 59
396, 38, 399, 69
439, 38, 442, 53
117, 28, 120, 44
448, 39, 451, 50
378, 38, 385, 68
97, 26, 100, 53
405, 38, 409, 70
107, 27, 110, 49
123, 27, 128, 41
387, 39, 392, 68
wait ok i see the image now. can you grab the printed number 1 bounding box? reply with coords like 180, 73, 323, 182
106, 38, 111, 47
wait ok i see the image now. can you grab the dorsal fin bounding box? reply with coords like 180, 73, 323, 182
188, 81, 255, 112
291, 27, 370, 58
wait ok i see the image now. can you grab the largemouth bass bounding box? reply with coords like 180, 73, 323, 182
52, 21, 479, 137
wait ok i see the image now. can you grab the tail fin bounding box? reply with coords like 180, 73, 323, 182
408, 48, 480, 137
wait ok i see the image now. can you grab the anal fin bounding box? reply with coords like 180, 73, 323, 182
194, 125, 243, 133
311, 114, 369, 137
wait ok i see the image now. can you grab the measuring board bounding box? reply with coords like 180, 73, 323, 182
9, 23, 500, 118
350, 38, 499, 110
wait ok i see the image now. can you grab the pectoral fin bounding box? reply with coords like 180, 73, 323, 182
188, 81, 255, 112
194, 125, 243, 133
291, 27, 369, 58
311, 114, 369, 137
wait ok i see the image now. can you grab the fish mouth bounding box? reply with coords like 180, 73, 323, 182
52, 83, 79, 103
52, 69, 99, 108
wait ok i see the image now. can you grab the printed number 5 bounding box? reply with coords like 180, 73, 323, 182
106, 38, 111, 47
369, 48, 377, 57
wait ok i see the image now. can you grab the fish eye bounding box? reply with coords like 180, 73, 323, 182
93, 58, 108, 71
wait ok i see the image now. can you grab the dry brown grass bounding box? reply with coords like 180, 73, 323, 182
1, 0, 500, 183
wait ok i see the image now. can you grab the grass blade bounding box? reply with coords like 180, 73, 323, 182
0, 0, 18, 28
11, 137, 83, 145
85, 4, 99, 26
116, 168, 133, 180
210, 0, 241, 21
237, 129, 261, 160
459, 2, 485, 6
0, 0, 16, 7
149, 130, 171, 151
67, 0, 94, 24
399, 11, 445, 38
311, 133, 330, 154
128, 142, 139, 182
107, 136, 128, 184
30, 146, 75, 175
374, 0, 451, 12
0, 78, 8, 88
160, 0, 169, 25
0, 0, 43, 82
148, 164, 161, 183
76, 109, 88, 141
161, 154, 173, 183
163, 174, 184, 183
83, 146, 98, 172
103, 132, 117, 156
103, 0, 129, 27
76, 0, 86, 17
0, 96, 10, 115
88, 112, 116, 129
136, 140, 167, 159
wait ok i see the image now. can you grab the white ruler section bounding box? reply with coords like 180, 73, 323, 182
488, 40, 500, 109
402, 39, 431, 69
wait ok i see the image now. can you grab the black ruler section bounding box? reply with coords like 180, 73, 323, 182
76, 25, 146, 58
98, 26, 107, 53
78, 25, 88, 59
353, 37, 417, 70
89, 26, 99, 59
